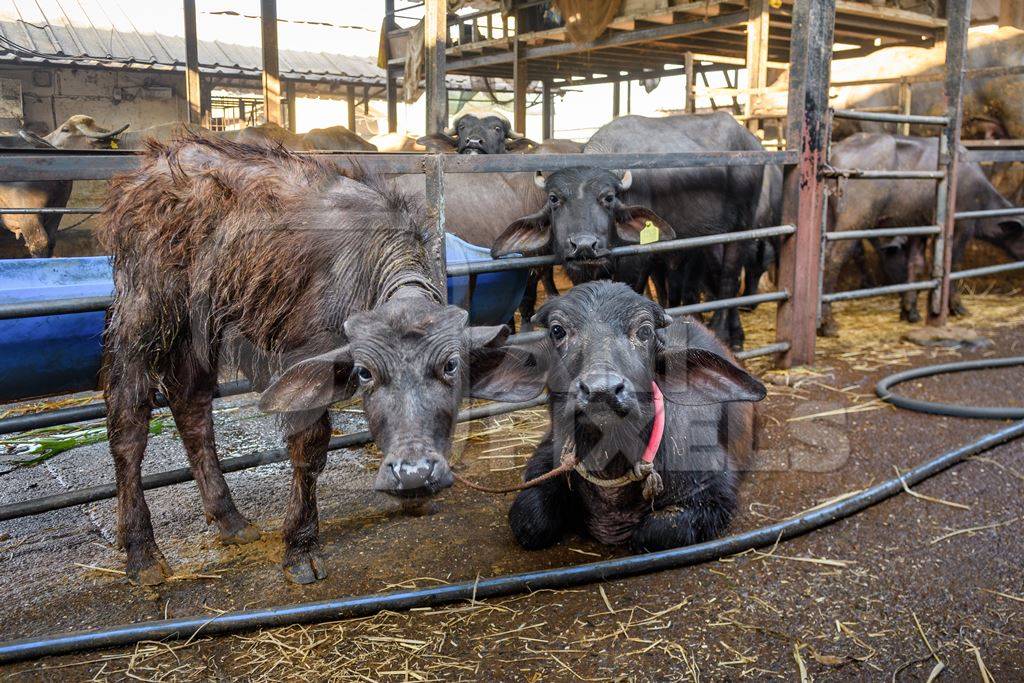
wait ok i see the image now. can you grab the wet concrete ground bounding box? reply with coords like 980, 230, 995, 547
1, 315, 1023, 681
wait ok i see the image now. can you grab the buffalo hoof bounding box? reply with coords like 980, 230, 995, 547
283, 551, 328, 584
901, 308, 921, 324
128, 554, 172, 586
950, 301, 969, 317
817, 319, 840, 338
218, 520, 261, 546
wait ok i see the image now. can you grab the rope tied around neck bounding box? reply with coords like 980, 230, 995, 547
454, 382, 666, 500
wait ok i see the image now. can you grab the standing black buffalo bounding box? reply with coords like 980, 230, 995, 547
416, 112, 534, 154
491, 113, 765, 350
0, 115, 127, 256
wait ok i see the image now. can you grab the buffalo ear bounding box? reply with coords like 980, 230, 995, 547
491, 210, 552, 258
998, 218, 1024, 235
416, 133, 458, 153
468, 340, 548, 402
505, 137, 536, 152
657, 346, 766, 406
260, 346, 357, 413
614, 205, 675, 243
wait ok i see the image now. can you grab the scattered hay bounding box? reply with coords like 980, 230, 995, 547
928, 516, 1020, 545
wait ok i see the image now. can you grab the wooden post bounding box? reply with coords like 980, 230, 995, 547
424, 0, 448, 136
513, 34, 528, 134
284, 81, 296, 132
385, 0, 398, 133
347, 84, 357, 131
183, 0, 202, 125
897, 78, 912, 136
927, 0, 971, 326
363, 85, 370, 115
542, 79, 553, 140
744, 0, 770, 134
259, 0, 282, 125
775, 0, 836, 368
612, 80, 621, 118
626, 79, 632, 114
684, 52, 696, 114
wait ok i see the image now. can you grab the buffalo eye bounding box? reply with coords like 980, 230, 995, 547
549, 323, 567, 342
601, 192, 615, 207
355, 366, 373, 384
548, 193, 560, 206
494, 125, 502, 132
443, 355, 460, 376
635, 323, 654, 342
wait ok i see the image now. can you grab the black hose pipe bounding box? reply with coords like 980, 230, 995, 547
0, 396, 548, 522
0, 381, 254, 436
2, 418, 1021, 664
876, 356, 1024, 419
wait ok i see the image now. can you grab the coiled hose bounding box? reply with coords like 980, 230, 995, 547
1, 359, 1022, 664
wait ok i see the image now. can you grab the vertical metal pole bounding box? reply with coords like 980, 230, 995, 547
745, 0, 769, 134
284, 81, 296, 132
897, 79, 912, 136
612, 80, 621, 118
541, 79, 553, 140
424, 155, 447, 290
385, 0, 398, 133
347, 84, 357, 131
626, 79, 632, 114
927, 0, 971, 326
260, 0, 282, 125
775, 0, 835, 368
183, 0, 202, 126
424, 0, 449, 136
684, 52, 696, 114
513, 32, 528, 134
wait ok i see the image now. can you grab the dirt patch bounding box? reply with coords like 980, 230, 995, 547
1, 295, 1023, 681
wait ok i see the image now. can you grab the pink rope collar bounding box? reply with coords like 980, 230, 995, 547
642, 381, 665, 464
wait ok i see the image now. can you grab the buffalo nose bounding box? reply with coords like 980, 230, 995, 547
375, 456, 454, 495
567, 235, 600, 259
577, 372, 628, 405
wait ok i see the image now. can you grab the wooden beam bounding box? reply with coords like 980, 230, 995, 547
284, 81, 296, 132
347, 84, 357, 132
744, 0, 769, 132
541, 79, 553, 140
259, 0, 282, 125
424, 0, 448, 135
776, 0, 836, 368
183, 0, 202, 125
684, 52, 696, 113
513, 35, 527, 133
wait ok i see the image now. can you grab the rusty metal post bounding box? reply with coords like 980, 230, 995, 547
684, 52, 696, 114
927, 0, 972, 326
775, 0, 836, 368
424, 0, 449, 136
259, 0, 282, 125
183, 0, 203, 126
424, 155, 447, 290
744, 0, 770, 134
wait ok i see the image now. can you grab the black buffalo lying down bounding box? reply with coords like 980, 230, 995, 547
101, 135, 520, 586
479, 281, 765, 552
492, 112, 766, 351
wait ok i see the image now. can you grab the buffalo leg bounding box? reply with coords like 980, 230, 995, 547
518, 270, 540, 332
709, 242, 744, 350
630, 473, 736, 553
818, 240, 859, 337
508, 436, 576, 549
541, 267, 559, 298
948, 229, 973, 317
163, 366, 259, 546
282, 411, 331, 584
107, 363, 169, 585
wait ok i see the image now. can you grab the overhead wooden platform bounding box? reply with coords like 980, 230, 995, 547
387, 0, 946, 86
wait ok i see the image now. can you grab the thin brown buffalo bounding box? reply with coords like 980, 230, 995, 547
0, 115, 126, 256
817, 133, 1024, 336
101, 134, 517, 586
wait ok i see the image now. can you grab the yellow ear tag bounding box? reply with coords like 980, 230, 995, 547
639, 220, 659, 245
109, 140, 119, 149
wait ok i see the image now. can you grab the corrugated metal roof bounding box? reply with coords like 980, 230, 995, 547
0, 0, 386, 86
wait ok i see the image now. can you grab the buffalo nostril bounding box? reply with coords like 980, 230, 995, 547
613, 381, 626, 396
578, 380, 591, 397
